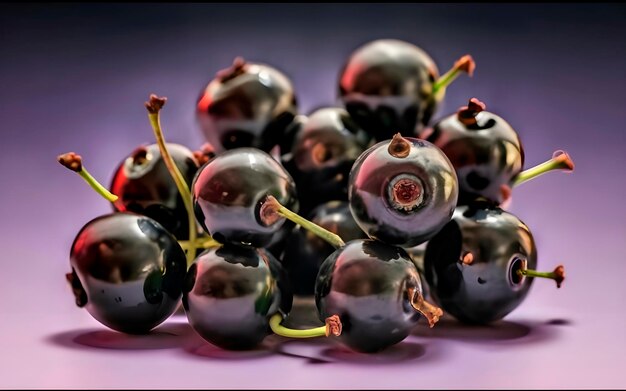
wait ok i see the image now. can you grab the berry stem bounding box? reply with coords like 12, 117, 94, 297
513, 150, 575, 187
269, 313, 342, 338
57, 152, 119, 203
178, 236, 221, 252
260, 195, 345, 249
433, 54, 475, 95
517, 260, 565, 288
408, 287, 443, 328
145, 94, 198, 266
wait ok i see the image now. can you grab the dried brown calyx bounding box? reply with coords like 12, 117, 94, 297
216, 57, 249, 83
193, 143, 217, 166
457, 97, 486, 127
408, 287, 443, 328
325, 315, 342, 337
454, 54, 476, 77
388, 133, 411, 158
57, 152, 83, 172
145, 94, 167, 114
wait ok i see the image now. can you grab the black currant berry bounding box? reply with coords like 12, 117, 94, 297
425, 98, 523, 205
196, 57, 298, 153
349, 134, 458, 247
283, 107, 367, 215
339, 39, 474, 142
192, 147, 298, 248
110, 143, 199, 239
425, 98, 574, 205
315, 239, 441, 353
66, 212, 187, 334
424, 200, 565, 324
182, 244, 292, 350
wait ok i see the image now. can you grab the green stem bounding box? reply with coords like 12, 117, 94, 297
79, 168, 119, 203
261, 195, 345, 249
57, 152, 119, 204
178, 236, 221, 252
519, 269, 554, 279
269, 313, 342, 338
518, 264, 565, 288
146, 96, 197, 267
432, 54, 475, 95
513, 150, 574, 187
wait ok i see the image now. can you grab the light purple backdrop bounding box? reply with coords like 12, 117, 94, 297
1, 4, 625, 389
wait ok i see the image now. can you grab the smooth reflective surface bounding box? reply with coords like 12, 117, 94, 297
349, 137, 458, 247
68, 213, 187, 334
110, 143, 199, 240
286, 107, 367, 214
196, 61, 298, 153
315, 239, 424, 353
192, 148, 298, 248
426, 110, 524, 205
424, 204, 537, 324
339, 39, 440, 141
183, 244, 291, 350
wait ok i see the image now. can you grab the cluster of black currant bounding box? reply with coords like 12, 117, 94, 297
59, 39, 573, 353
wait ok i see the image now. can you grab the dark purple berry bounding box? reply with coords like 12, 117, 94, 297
349, 134, 458, 247
424, 200, 564, 324
424, 98, 524, 205
339, 40, 438, 141
66, 212, 187, 334
182, 244, 292, 350
315, 239, 441, 353
110, 143, 199, 240
191, 148, 298, 247
196, 57, 298, 153
283, 107, 367, 215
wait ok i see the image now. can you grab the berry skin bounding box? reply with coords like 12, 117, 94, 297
281, 201, 367, 296
192, 147, 299, 248
282, 107, 367, 215
182, 244, 292, 350
315, 239, 440, 353
196, 57, 298, 153
424, 98, 523, 205
424, 201, 564, 324
110, 143, 199, 240
339, 39, 439, 142
349, 134, 458, 248
66, 213, 187, 334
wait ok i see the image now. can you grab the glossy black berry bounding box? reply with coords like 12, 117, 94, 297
349, 134, 458, 247
110, 143, 199, 240
196, 57, 298, 153
423, 201, 536, 324
283, 107, 367, 215
315, 239, 432, 353
281, 201, 367, 296
338, 39, 440, 142
424, 98, 524, 205
192, 147, 298, 248
66, 212, 187, 334
182, 244, 292, 350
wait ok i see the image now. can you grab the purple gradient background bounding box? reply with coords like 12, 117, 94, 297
1, 4, 625, 389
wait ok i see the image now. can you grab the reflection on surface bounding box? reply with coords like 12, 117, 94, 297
411, 315, 568, 345
45, 322, 194, 350
181, 333, 279, 361
274, 337, 438, 365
